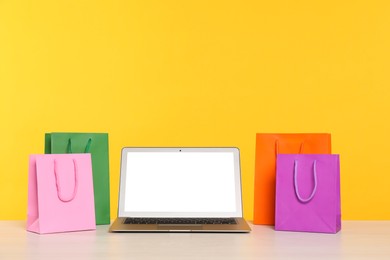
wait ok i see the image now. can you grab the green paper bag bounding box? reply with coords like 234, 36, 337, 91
45, 132, 110, 225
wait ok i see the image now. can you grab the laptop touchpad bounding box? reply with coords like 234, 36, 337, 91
158, 224, 202, 230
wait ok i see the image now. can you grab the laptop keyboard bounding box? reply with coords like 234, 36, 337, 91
124, 218, 237, 225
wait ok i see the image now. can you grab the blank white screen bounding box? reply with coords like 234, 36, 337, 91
124, 152, 237, 214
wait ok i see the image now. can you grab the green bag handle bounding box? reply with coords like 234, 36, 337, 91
67, 138, 92, 153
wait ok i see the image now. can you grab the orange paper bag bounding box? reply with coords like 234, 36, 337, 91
253, 133, 331, 225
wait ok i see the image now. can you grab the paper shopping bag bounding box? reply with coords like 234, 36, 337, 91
253, 133, 331, 225
45, 133, 110, 225
27, 154, 96, 234
275, 154, 341, 233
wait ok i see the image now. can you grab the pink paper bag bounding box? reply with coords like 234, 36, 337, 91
27, 154, 96, 234
275, 154, 341, 233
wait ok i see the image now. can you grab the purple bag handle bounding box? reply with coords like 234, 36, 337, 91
294, 159, 317, 203
54, 159, 78, 202
275, 140, 304, 156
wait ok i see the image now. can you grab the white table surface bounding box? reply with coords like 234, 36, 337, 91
1, 221, 390, 259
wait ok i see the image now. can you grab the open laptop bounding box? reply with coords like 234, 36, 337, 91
109, 147, 251, 232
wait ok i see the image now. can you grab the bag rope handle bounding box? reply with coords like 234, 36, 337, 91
54, 159, 78, 202
294, 159, 317, 203
275, 140, 304, 156
67, 138, 92, 153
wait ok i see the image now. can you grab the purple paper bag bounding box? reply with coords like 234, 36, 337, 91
275, 154, 341, 233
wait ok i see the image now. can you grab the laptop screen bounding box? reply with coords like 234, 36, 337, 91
118, 148, 243, 218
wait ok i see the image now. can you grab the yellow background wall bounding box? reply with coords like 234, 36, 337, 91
1, 0, 389, 220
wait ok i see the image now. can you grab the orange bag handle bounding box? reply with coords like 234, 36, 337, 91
275, 140, 304, 156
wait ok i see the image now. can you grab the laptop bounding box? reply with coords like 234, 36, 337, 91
109, 147, 251, 232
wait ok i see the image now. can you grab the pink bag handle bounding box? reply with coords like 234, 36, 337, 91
54, 159, 78, 202
275, 140, 304, 156
294, 159, 317, 203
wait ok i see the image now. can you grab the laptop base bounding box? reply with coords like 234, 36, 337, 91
109, 217, 251, 233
